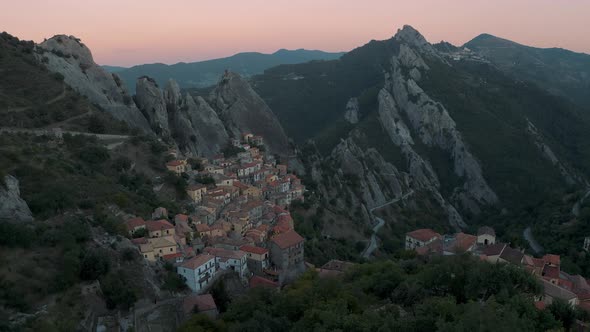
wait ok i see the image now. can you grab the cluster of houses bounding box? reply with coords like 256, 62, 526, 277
128, 133, 307, 301
406, 227, 590, 311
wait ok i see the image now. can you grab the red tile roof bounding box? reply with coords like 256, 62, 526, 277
126, 217, 146, 231
175, 214, 189, 222
146, 219, 174, 232
131, 237, 148, 245
542, 265, 560, 279
240, 245, 268, 255
249, 276, 279, 289
452, 232, 477, 252
183, 293, 217, 315
481, 243, 505, 257
162, 253, 183, 261
534, 301, 546, 310
543, 254, 561, 266
166, 160, 184, 167
271, 230, 304, 249
406, 229, 441, 242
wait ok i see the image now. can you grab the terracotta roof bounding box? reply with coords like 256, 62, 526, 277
542, 279, 577, 301
249, 276, 279, 289
196, 224, 210, 232
543, 254, 561, 266
233, 181, 249, 190
162, 253, 183, 261
542, 265, 560, 279
181, 254, 215, 270
273, 205, 288, 215
480, 243, 506, 256
499, 246, 524, 265
452, 232, 477, 252
416, 238, 443, 256
477, 226, 495, 237
131, 237, 148, 245
146, 219, 174, 232
166, 160, 184, 167
240, 245, 268, 255
183, 294, 217, 315
175, 214, 189, 222
406, 229, 442, 242
126, 217, 146, 231
271, 230, 304, 249
534, 301, 546, 310
531, 257, 546, 268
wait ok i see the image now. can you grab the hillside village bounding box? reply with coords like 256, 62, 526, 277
406, 227, 590, 313
121, 133, 308, 318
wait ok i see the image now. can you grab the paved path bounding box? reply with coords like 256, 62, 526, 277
523, 226, 544, 254
361, 190, 415, 258
0, 127, 130, 140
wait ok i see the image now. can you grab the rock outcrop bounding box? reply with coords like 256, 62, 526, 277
344, 98, 359, 124
164, 80, 229, 157
209, 72, 291, 155
37, 35, 151, 132
135, 77, 171, 138
0, 175, 33, 222
378, 26, 497, 219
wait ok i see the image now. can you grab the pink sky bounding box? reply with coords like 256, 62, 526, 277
2, 0, 589, 66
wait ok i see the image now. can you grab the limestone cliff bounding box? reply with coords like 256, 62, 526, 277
164, 80, 229, 157
209, 72, 290, 155
0, 175, 33, 222
37, 35, 151, 132
135, 77, 171, 138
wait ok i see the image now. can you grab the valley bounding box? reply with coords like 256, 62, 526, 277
2, 20, 590, 331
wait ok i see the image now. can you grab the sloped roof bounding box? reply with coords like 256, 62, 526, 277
126, 217, 146, 231
181, 254, 215, 270
406, 229, 441, 242
542, 279, 577, 301
271, 230, 304, 249
499, 246, 524, 265
543, 254, 561, 266
240, 245, 268, 255
452, 232, 477, 252
183, 293, 217, 315
146, 219, 174, 232
249, 276, 279, 289
480, 242, 505, 256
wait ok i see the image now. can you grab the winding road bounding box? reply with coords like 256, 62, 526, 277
361, 190, 415, 258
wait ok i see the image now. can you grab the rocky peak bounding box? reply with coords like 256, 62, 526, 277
135, 76, 171, 137
209, 71, 290, 155
164, 79, 183, 110
394, 25, 436, 54
344, 98, 359, 124
37, 35, 152, 132
0, 175, 33, 222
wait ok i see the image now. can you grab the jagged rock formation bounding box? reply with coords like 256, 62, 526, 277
135, 77, 171, 137
209, 72, 290, 155
37, 35, 151, 132
344, 98, 359, 124
164, 80, 229, 157
0, 175, 33, 222
380, 26, 498, 218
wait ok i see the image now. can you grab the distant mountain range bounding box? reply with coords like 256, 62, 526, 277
465, 33, 590, 108
103, 49, 345, 92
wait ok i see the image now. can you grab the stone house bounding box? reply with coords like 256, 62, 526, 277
146, 219, 175, 238
183, 294, 218, 320
204, 247, 249, 279
186, 184, 207, 203
270, 230, 304, 271
240, 245, 269, 274
166, 159, 188, 175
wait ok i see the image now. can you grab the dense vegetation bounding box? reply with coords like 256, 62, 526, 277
0, 133, 178, 220
180, 255, 586, 331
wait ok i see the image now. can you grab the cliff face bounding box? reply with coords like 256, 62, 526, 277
37, 35, 152, 132
135, 77, 171, 137
209, 72, 291, 155
382, 27, 498, 216
0, 175, 33, 222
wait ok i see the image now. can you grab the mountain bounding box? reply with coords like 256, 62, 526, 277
465, 33, 590, 108
251, 25, 590, 264
109, 49, 345, 93
101, 65, 127, 73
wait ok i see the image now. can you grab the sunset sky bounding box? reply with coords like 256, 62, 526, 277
2, 0, 589, 66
